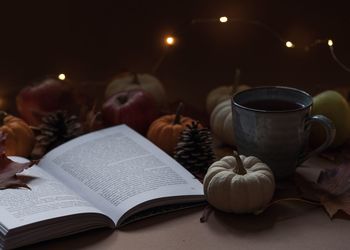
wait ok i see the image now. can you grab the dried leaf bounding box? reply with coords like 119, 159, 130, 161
0, 131, 7, 154
316, 164, 350, 217
318, 164, 350, 196
0, 153, 37, 189
296, 162, 350, 218
320, 140, 350, 164
320, 194, 350, 218
200, 205, 214, 223
80, 103, 104, 132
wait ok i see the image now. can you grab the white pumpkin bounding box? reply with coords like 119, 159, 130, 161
210, 99, 234, 146
206, 84, 250, 114
105, 73, 167, 109
203, 152, 275, 213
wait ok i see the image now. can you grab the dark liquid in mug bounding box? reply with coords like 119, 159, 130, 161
242, 99, 304, 111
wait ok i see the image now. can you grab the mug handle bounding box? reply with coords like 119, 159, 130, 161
298, 114, 336, 164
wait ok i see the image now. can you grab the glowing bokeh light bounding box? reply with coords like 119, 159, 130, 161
328, 39, 333, 47
285, 41, 294, 48
219, 16, 228, 23
165, 36, 175, 46
58, 73, 66, 80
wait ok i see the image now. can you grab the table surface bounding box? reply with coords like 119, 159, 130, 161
23, 204, 350, 250
21, 157, 350, 250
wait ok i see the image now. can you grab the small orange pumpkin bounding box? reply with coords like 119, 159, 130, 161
0, 111, 35, 157
147, 103, 199, 155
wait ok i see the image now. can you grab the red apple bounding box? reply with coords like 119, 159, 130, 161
101, 89, 159, 134
16, 77, 78, 125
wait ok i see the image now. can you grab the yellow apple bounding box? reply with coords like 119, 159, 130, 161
310, 90, 350, 148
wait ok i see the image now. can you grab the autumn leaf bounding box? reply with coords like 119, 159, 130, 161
0, 131, 37, 189
296, 162, 350, 218
320, 140, 350, 164
0, 131, 6, 154
0, 154, 37, 189
80, 102, 104, 133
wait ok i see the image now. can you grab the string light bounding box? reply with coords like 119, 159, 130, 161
304, 39, 350, 73
153, 36, 176, 72
154, 16, 350, 74
58, 73, 66, 80
190, 17, 290, 47
328, 40, 350, 73
154, 17, 295, 72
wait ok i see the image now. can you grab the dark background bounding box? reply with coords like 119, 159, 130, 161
1, 0, 350, 113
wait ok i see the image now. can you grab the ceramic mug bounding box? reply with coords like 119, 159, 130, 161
232, 86, 336, 180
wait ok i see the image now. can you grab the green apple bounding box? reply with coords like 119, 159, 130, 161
310, 90, 350, 148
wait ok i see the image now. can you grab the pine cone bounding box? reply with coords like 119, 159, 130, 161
31, 110, 82, 159
174, 121, 215, 176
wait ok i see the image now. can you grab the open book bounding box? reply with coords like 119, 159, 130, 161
0, 125, 205, 249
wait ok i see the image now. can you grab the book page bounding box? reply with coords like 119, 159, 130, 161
0, 157, 106, 231
39, 125, 205, 225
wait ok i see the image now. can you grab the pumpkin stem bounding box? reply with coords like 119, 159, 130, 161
0, 111, 8, 126
131, 73, 140, 85
233, 150, 247, 175
173, 102, 184, 125
231, 68, 241, 95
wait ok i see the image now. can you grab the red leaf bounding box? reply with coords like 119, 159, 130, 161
296, 162, 350, 218
0, 153, 37, 189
